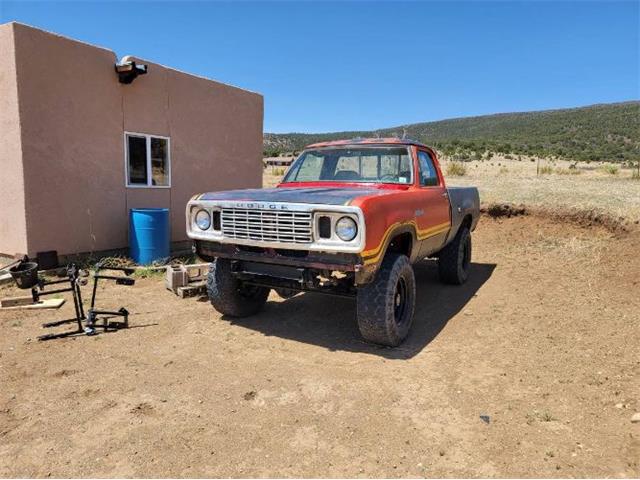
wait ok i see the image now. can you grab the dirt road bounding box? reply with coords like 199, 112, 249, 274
1, 214, 638, 477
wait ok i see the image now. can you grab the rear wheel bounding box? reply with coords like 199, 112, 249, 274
438, 226, 472, 285
356, 253, 416, 346
206, 258, 269, 317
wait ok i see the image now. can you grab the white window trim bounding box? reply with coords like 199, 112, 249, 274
124, 131, 171, 188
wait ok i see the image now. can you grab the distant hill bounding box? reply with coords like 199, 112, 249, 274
264, 101, 640, 163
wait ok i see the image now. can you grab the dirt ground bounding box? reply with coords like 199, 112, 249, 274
1, 213, 639, 478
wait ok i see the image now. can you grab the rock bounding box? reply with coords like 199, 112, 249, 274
631, 412, 640, 423
615, 403, 624, 409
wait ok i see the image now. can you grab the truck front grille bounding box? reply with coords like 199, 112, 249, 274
220, 208, 313, 244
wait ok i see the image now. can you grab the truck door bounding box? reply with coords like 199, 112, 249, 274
415, 149, 451, 257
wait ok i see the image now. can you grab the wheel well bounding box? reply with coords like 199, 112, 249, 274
387, 232, 413, 258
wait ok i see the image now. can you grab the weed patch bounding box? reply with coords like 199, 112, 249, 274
446, 162, 467, 176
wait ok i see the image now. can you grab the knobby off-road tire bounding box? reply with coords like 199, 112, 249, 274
438, 226, 472, 285
206, 258, 269, 317
356, 253, 416, 347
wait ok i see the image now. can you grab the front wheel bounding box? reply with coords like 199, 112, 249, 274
356, 253, 416, 347
206, 258, 269, 317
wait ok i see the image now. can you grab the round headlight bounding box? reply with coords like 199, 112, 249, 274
335, 216, 358, 241
195, 209, 211, 230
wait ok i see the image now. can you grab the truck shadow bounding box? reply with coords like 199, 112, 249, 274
227, 260, 496, 359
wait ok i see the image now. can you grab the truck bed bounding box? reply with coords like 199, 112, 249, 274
446, 186, 480, 242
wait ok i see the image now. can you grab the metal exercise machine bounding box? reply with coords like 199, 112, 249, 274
9, 259, 88, 341
84, 261, 135, 335
8, 258, 135, 340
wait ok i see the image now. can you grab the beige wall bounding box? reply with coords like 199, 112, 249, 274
1, 22, 263, 257
123, 58, 264, 242
0, 24, 28, 256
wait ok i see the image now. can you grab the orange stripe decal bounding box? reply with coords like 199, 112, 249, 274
361, 221, 451, 265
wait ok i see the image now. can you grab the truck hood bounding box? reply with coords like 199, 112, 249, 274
198, 186, 396, 206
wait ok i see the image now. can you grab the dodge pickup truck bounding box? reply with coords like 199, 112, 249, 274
186, 138, 479, 346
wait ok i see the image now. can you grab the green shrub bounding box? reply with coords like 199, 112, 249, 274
602, 164, 619, 175
538, 165, 554, 175
446, 162, 467, 176
133, 267, 164, 279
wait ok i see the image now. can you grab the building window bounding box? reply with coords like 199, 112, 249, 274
125, 132, 170, 187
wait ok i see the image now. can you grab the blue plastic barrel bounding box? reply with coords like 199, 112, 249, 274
129, 208, 170, 265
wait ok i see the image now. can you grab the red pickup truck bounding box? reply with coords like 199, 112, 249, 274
186, 138, 479, 346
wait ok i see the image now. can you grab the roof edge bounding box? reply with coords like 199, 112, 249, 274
2, 21, 261, 97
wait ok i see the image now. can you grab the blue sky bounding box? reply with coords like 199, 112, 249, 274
2, 1, 638, 133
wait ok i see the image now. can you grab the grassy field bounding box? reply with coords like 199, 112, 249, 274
442, 156, 640, 224
264, 156, 640, 225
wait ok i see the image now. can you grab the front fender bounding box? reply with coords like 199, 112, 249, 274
355, 222, 420, 285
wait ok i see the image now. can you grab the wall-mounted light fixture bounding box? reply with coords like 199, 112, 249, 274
115, 58, 148, 84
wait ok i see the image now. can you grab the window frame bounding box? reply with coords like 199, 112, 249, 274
124, 131, 171, 188
416, 149, 441, 188
283, 146, 413, 185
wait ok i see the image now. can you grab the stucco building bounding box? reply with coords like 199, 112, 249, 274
0, 22, 263, 258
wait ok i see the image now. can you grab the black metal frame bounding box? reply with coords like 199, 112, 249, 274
195, 240, 380, 290
231, 260, 356, 298
37, 264, 87, 341
36, 262, 135, 340
83, 262, 135, 335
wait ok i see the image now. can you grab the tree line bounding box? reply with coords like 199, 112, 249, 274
264, 101, 639, 164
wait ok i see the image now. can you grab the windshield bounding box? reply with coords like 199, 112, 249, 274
283, 147, 413, 184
